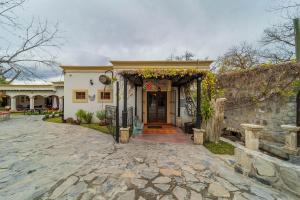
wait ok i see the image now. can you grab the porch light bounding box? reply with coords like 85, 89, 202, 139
90, 79, 94, 85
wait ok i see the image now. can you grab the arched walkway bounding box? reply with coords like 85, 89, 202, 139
32, 95, 46, 109
45, 95, 59, 110
0, 95, 11, 110
15, 95, 30, 111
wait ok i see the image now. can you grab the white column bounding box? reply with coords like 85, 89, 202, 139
30, 97, 34, 110
59, 97, 63, 111
10, 97, 16, 111
52, 96, 57, 109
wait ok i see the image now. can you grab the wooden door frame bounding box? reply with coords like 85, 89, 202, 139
147, 91, 167, 123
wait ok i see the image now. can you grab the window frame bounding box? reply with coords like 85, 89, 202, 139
97, 89, 113, 103
72, 89, 88, 103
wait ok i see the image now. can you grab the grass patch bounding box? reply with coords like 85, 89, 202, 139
204, 140, 235, 155
80, 123, 110, 134
46, 117, 63, 123
45, 117, 110, 134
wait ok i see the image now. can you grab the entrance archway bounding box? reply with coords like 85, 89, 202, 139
15, 95, 30, 110
0, 95, 11, 110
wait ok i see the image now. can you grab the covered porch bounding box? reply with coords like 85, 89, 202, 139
0, 84, 64, 112
114, 65, 210, 143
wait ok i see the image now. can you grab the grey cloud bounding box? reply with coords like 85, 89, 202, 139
6, 0, 283, 80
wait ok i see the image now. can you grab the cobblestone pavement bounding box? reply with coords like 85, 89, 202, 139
0, 116, 297, 200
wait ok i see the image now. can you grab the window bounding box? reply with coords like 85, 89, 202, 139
72, 90, 88, 103
76, 92, 86, 100
98, 89, 113, 103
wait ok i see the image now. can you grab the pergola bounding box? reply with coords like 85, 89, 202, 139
116, 68, 207, 141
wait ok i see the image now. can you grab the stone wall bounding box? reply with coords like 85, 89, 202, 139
217, 63, 299, 143
224, 95, 297, 143
234, 144, 300, 197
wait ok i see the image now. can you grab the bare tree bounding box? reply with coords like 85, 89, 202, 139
258, 0, 300, 62
216, 42, 261, 73
0, 0, 60, 84
167, 50, 195, 61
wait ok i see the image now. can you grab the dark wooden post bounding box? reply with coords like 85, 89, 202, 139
61, 97, 65, 123
135, 85, 137, 116
141, 88, 144, 122
116, 81, 120, 143
122, 78, 128, 127
177, 86, 181, 117
195, 77, 202, 129
294, 18, 300, 62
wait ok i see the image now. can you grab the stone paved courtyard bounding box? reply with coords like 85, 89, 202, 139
0, 116, 297, 200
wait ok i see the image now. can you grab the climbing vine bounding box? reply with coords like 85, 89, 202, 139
217, 62, 300, 108
121, 68, 207, 79
201, 71, 219, 121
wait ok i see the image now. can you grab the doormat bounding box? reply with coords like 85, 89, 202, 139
147, 125, 162, 128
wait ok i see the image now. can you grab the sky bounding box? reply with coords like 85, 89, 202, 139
4, 0, 285, 82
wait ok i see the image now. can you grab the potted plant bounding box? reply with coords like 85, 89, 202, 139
75, 109, 86, 125
96, 110, 106, 126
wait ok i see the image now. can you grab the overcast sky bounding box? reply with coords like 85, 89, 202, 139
11, 0, 284, 82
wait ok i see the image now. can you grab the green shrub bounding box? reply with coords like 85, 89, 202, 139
83, 112, 93, 124
75, 109, 86, 123
45, 114, 49, 119
96, 110, 106, 121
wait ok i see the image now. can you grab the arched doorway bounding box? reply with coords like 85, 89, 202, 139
297, 91, 300, 147
0, 95, 11, 110
32, 95, 45, 109
45, 95, 59, 110
15, 95, 30, 110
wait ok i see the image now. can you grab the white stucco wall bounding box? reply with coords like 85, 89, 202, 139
64, 71, 116, 122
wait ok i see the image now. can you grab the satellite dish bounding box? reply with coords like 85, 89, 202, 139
99, 75, 111, 85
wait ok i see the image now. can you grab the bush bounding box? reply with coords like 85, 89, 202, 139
66, 117, 74, 124
75, 109, 86, 123
96, 110, 106, 121
45, 114, 49, 119
83, 112, 93, 124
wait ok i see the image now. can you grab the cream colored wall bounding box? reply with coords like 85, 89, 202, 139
64, 71, 115, 122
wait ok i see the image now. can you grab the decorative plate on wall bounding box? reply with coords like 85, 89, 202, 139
89, 94, 95, 101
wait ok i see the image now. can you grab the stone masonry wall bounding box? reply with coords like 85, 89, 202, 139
224, 95, 297, 143
217, 63, 299, 143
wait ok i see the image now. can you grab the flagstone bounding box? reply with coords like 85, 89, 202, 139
0, 116, 295, 200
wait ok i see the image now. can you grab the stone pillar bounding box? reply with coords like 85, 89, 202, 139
120, 127, 130, 143
241, 124, 264, 151
10, 97, 16, 111
176, 117, 182, 128
59, 97, 64, 111
193, 128, 205, 145
30, 97, 34, 110
281, 125, 300, 151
